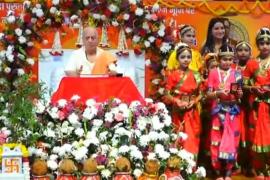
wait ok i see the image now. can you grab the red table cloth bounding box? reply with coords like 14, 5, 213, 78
51, 77, 145, 104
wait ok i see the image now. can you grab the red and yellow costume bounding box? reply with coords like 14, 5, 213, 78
243, 59, 270, 151
243, 59, 270, 172
165, 69, 201, 155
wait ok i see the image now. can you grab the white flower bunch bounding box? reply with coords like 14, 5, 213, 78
71, 146, 88, 161
114, 127, 132, 138
132, 35, 141, 43
133, 168, 143, 178
98, 131, 109, 142
136, 117, 147, 131
43, 128, 56, 138
123, 13, 130, 20
152, 3, 160, 12
101, 169, 112, 179
47, 107, 59, 119
86, 99, 97, 107
85, 131, 100, 146
139, 134, 149, 147
195, 166, 207, 178
15, 28, 22, 36
52, 0, 60, 5
57, 143, 73, 157
50, 6, 58, 14
118, 145, 130, 154
151, 115, 164, 130
129, 100, 141, 111
34, 4, 44, 18
47, 159, 58, 170
160, 42, 172, 53
82, 0, 89, 6
83, 106, 98, 120
125, 27, 132, 33
108, 4, 119, 13
59, 121, 74, 136
6, 11, 16, 24
23, 1, 31, 8
17, 69, 25, 76
135, 7, 144, 16
129, 145, 143, 160
68, 113, 80, 127
128, 0, 137, 5
112, 20, 119, 27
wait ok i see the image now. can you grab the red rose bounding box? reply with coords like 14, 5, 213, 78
62, 0, 73, 8
104, 8, 112, 17
138, 29, 146, 36
81, 9, 89, 18
5, 34, 15, 43
23, 13, 31, 23
134, 47, 142, 55
165, 26, 172, 34
155, 38, 162, 47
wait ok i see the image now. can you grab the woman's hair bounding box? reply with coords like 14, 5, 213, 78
256, 27, 270, 46
176, 42, 192, 59
200, 17, 227, 55
218, 43, 234, 59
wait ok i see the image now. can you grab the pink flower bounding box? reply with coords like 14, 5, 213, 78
115, 113, 124, 122
58, 110, 66, 121
0, 133, 7, 145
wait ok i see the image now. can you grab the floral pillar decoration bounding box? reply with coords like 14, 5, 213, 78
116, 26, 129, 56
99, 22, 110, 48
49, 30, 63, 56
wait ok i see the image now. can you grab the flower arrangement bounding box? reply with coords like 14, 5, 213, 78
30, 96, 206, 179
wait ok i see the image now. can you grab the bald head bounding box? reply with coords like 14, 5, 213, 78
83, 27, 99, 52
83, 27, 98, 39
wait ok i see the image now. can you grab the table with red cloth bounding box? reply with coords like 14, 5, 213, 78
51, 77, 145, 104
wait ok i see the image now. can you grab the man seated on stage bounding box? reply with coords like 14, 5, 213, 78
64, 27, 117, 76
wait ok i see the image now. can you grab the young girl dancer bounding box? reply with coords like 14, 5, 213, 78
207, 44, 243, 180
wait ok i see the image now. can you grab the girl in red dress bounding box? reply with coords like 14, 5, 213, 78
243, 27, 270, 180
234, 41, 254, 177
164, 43, 202, 156
207, 44, 243, 180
